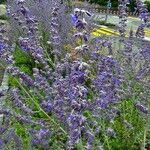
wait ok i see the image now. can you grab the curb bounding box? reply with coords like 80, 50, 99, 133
0, 67, 9, 125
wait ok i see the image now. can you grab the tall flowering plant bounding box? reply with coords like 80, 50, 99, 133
0, 0, 149, 149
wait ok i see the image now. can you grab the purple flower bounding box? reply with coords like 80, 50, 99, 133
70, 14, 78, 25
0, 43, 6, 50
75, 19, 87, 30
92, 55, 122, 110
67, 113, 86, 147
30, 129, 50, 149
20, 6, 29, 16
135, 24, 145, 38
86, 130, 94, 145
135, 102, 149, 114
106, 128, 116, 137
118, 0, 128, 38
11, 88, 33, 114
140, 44, 150, 58
41, 100, 53, 113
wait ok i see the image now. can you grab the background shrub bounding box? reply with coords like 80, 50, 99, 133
0, 0, 6, 4
145, 0, 150, 12
89, 0, 150, 12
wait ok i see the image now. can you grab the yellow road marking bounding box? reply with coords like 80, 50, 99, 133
128, 16, 139, 20
98, 28, 119, 35
92, 32, 103, 36
93, 26, 150, 38
92, 27, 119, 37
92, 31, 110, 36
145, 29, 150, 37
94, 29, 112, 35
145, 33, 150, 37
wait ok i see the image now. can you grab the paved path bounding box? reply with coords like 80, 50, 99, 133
92, 25, 150, 40
93, 14, 150, 41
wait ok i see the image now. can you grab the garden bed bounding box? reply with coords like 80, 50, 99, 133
0, 1, 149, 150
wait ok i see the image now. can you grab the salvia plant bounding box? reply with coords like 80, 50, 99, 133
0, 0, 150, 149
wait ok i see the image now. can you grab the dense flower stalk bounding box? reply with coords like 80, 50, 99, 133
10, 88, 33, 114
92, 55, 123, 109
136, 0, 150, 25
135, 0, 150, 38
118, 0, 129, 39
135, 101, 149, 114
29, 129, 51, 149
72, 8, 91, 58
50, 1, 62, 62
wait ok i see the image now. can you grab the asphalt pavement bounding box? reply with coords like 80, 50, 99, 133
93, 13, 150, 41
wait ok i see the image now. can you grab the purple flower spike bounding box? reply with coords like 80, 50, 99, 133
0, 43, 6, 50
71, 14, 78, 25
135, 102, 149, 114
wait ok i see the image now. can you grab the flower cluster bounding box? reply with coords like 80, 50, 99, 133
50, 1, 62, 62
118, 0, 129, 39
92, 55, 123, 110
136, 0, 150, 24
135, 0, 150, 38
29, 129, 51, 149
72, 8, 91, 57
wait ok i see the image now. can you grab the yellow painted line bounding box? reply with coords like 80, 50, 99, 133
145, 30, 150, 34
145, 29, 150, 37
93, 26, 150, 38
94, 29, 112, 35
92, 31, 110, 36
92, 27, 119, 37
128, 16, 139, 20
92, 32, 103, 36
99, 27, 120, 35
145, 33, 150, 37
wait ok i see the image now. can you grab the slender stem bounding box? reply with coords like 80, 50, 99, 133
15, 79, 67, 135
105, 135, 111, 150
41, 42, 55, 69
143, 94, 150, 149
143, 128, 147, 149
